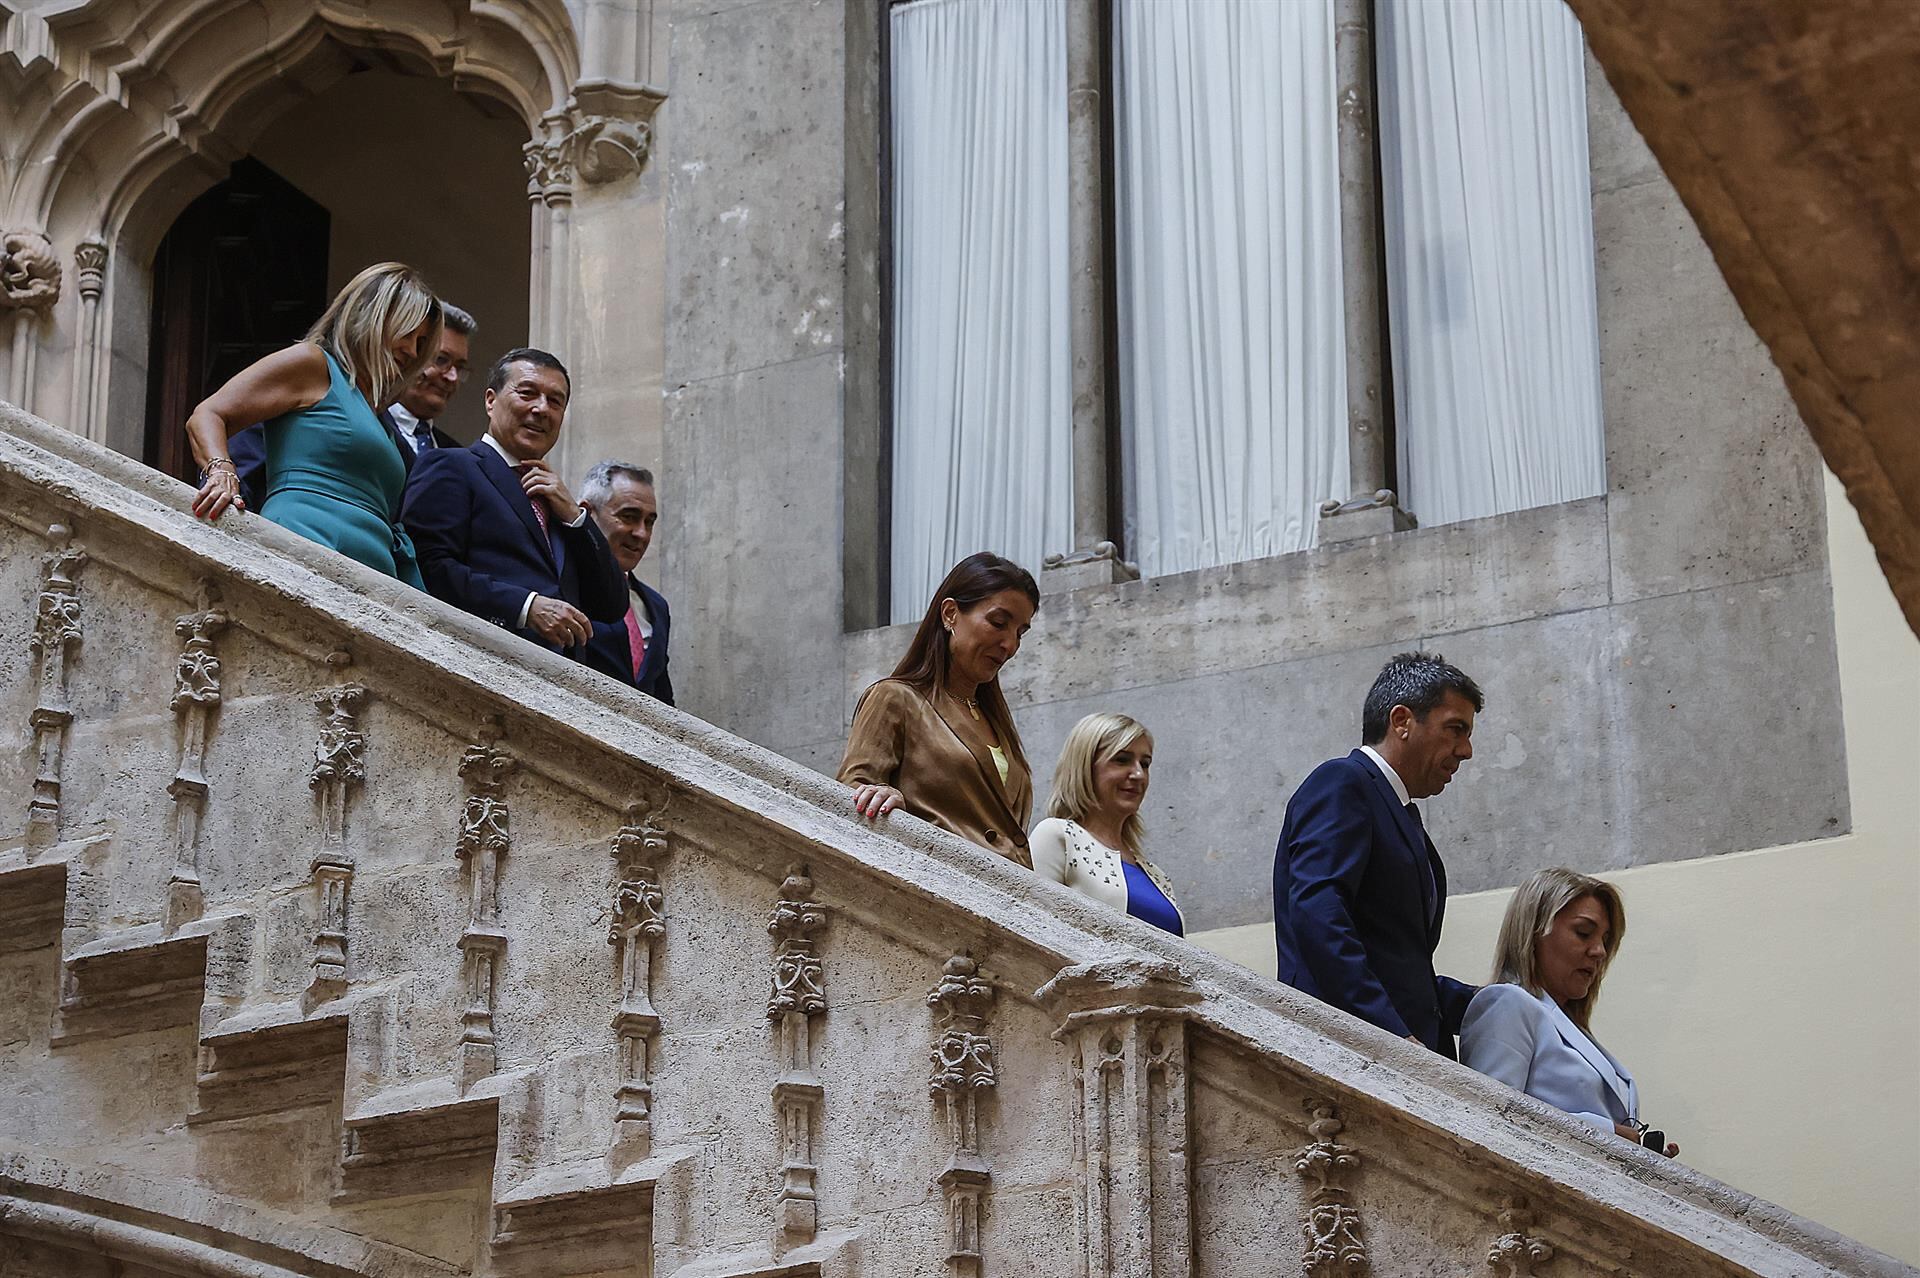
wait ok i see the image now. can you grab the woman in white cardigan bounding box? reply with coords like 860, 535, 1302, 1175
1460, 867, 1679, 1157
1029, 713, 1182, 936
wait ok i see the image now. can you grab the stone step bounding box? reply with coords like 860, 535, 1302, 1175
489, 1147, 694, 1276
337, 1079, 505, 1204
0, 859, 65, 954
50, 923, 216, 1047
190, 998, 350, 1124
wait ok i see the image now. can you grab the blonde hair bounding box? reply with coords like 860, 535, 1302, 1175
305, 262, 442, 407
1045, 713, 1152, 856
1490, 867, 1627, 1031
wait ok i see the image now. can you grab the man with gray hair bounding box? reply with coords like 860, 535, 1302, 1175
1272, 652, 1483, 1057
579, 460, 674, 704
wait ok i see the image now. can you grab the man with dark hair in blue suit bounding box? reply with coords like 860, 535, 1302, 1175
1274, 652, 1483, 1057
578, 460, 675, 705
400, 347, 627, 653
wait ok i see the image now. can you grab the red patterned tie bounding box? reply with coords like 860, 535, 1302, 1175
623, 604, 646, 678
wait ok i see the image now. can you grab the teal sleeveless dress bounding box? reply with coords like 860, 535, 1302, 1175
260, 351, 423, 588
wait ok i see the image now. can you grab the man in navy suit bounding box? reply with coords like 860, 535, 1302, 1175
229, 304, 475, 511
1273, 652, 1482, 1057
578, 461, 675, 704
400, 347, 627, 653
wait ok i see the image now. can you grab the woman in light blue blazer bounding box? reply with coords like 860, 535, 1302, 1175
1460, 868, 1679, 1157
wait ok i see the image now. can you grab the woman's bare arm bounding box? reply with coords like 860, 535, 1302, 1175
186, 342, 330, 519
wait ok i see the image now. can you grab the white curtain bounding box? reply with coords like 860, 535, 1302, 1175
1113, 0, 1348, 578
890, 0, 1072, 623
1378, 0, 1606, 529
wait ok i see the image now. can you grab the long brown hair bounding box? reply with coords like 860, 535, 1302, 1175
892, 552, 1040, 768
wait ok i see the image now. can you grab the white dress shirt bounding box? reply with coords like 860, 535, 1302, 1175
1360, 744, 1412, 806
478, 435, 587, 629
388, 402, 433, 455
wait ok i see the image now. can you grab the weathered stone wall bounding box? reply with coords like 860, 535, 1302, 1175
1, 405, 1903, 1277
657, 4, 1846, 933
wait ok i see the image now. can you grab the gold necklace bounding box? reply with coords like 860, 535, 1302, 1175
965, 697, 981, 721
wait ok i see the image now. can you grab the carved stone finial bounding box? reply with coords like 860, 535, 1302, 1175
609, 795, 673, 1159
1487, 1196, 1554, 1277
1295, 1098, 1370, 1278
25, 524, 88, 850
73, 238, 108, 300
767, 863, 829, 1020
0, 229, 61, 311
768, 863, 831, 1248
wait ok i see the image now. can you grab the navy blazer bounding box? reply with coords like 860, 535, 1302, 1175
399, 441, 627, 650
1272, 749, 1476, 1056
582, 575, 676, 705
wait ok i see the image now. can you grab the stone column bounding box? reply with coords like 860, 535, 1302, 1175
2, 229, 62, 412
1037, 958, 1202, 1278
68, 239, 107, 440
1318, 0, 1416, 544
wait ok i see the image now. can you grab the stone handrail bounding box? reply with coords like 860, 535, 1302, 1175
0, 398, 1907, 1277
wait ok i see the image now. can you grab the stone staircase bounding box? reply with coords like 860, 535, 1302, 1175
0, 399, 1908, 1278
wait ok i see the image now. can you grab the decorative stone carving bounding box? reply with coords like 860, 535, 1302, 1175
73, 238, 107, 300
306, 651, 365, 1010
1487, 1197, 1554, 1277
928, 953, 997, 1278
455, 714, 515, 1091
1036, 958, 1202, 1278
573, 115, 652, 184
1295, 1098, 1369, 1278
166, 580, 227, 931
0, 230, 61, 311
25, 524, 86, 854
767, 863, 829, 1250
609, 791, 671, 1160
525, 113, 655, 201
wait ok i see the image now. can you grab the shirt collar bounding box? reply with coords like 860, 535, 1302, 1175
1359, 745, 1412, 807
389, 402, 424, 432
479, 434, 517, 465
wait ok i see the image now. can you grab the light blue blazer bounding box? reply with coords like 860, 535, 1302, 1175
1459, 983, 1638, 1133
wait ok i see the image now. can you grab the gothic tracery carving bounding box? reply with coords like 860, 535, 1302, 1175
767, 863, 830, 1249
455, 714, 515, 1090
166, 581, 227, 930
929, 953, 998, 1278
609, 791, 671, 1158
1487, 1197, 1554, 1277
1295, 1098, 1370, 1278
306, 652, 365, 1008
25, 524, 86, 852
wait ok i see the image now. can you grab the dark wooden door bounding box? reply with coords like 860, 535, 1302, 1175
143, 157, 330, 481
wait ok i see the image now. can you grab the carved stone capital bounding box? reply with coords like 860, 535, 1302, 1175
767, 864, 829, 1020
572, 115, 652, 184
308, 683, 368, 791
73, 238, 108, 301
0, 229, 61, 312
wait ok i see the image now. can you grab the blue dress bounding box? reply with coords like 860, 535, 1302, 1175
260, 350, 423, 587
1121, 860, 1184, 936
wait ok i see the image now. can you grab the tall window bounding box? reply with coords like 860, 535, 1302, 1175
886, 0, 1605, 612
1112, 0, 1348, 578
889, 0, 1073, 623
1377, 0, 1605, 527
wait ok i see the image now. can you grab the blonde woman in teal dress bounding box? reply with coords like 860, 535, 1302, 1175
184, 261, 442, 587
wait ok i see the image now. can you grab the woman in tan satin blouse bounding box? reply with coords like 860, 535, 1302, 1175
838, 552, 1040, 865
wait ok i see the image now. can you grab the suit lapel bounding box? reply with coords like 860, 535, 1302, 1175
474, 442, 556, 571
1540, 992, 1635, 1114
931, 692, 1022, 830
1356, 754, 1438, 925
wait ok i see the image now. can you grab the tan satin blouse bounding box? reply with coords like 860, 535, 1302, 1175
837, 679, 1034, 866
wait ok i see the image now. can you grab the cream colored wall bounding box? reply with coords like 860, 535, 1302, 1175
1190, 468, 1920, 1264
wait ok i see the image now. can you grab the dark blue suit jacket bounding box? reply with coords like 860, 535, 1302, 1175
399, 441, 627, 651
229, 410, 456, 513
581, 575, 675, 705
1273, 750, 1475, 1056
